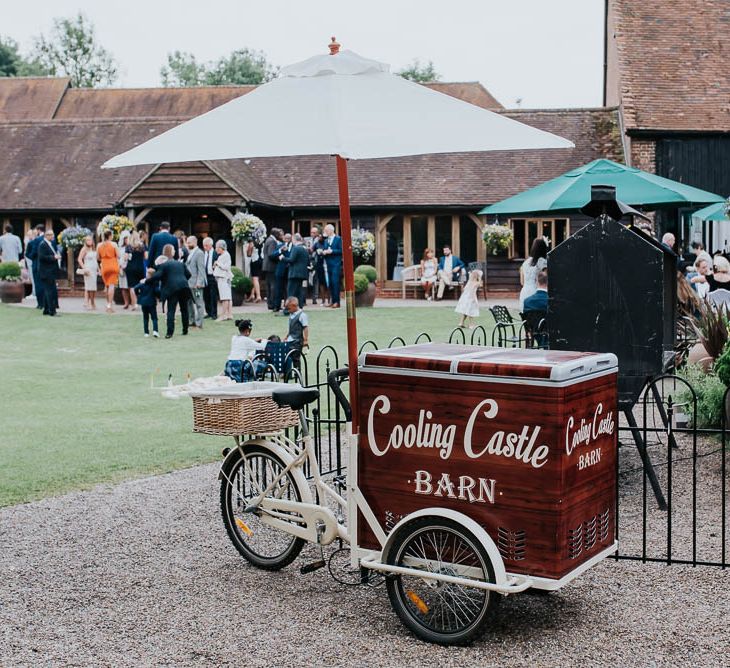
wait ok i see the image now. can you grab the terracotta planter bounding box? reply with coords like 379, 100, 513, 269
232, 288, 248, 307
355, 282, 377, 307
0, 280, 25, 303
687, 342, 713, 372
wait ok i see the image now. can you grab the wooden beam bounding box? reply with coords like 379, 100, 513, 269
427, 215, 436, 253
403, 215, 412, 268
134, 208, 153, 224
451, 214, 460, 257
217, 207, 235, 222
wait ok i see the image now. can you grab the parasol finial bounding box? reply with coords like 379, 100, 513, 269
328, 36, 341, 55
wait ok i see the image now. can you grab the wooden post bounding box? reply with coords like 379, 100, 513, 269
67, 248, 74, 286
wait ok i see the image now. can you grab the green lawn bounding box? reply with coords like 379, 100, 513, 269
0, 302, 499, 507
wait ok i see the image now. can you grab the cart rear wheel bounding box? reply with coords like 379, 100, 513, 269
220, 445, 305, 570
385, 517, 500, 645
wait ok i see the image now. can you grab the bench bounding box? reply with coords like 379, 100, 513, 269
400, 264, 435, 299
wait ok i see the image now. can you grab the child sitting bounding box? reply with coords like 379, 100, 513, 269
133, 268, 160, 338
224, 319, 267, 382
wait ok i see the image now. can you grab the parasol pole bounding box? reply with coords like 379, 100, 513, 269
335, 154, 360, 433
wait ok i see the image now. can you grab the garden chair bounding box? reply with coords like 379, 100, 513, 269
520, 310, 548, 349
489, 305, 522, 347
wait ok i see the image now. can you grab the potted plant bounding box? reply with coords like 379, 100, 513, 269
231, 267, 253, 306
58, 226, 92, 284
482, 223, 513, 256
354, 264, 377, 307
230, 212, 267, 245
0, 261, 24, 303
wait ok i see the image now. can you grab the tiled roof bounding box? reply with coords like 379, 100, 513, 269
0, 108, 622, 211
612, 0, 730, 131
215, 108, 624, 208
423, 82, 502, 109
0, 77, 70, 121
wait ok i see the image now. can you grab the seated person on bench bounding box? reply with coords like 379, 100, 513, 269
436, 245, 465, 300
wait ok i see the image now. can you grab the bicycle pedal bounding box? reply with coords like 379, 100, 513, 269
300, 560, 326, 574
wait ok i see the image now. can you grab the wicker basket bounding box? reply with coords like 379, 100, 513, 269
190, 382, 299, 436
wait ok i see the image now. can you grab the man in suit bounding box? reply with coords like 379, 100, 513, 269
25, 224, 47, 308
262, 228, 281, 311
322, 223, 343, 308
436, 245, 466, 300
523, 269, 548, 312
284, 233, 309, 309
185, 235, 207, 329
37, 228, 61, 316
201, 237, 218, 319
147, 221, 178, 264
148, 244, 192, 338
271, 232, 290, 314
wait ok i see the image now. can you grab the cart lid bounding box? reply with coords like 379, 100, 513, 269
359, 343, 617, 381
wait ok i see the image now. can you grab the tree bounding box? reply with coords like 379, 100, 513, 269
160, 51, 206, 87
160, 48, 277, 87
397, 59, 440, 83
0, 35, 50, 77
29, 13, 118, 87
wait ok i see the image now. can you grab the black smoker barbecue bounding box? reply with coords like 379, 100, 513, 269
548, 185, 677, 508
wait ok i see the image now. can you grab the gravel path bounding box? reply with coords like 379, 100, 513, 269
1, 462, 729, 668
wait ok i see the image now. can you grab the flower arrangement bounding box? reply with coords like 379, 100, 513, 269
58, 226, 93, 251
352, 227, 375, 265
482, 223, 513, 256
231, 213, 267, 244
97, 215, 134, 242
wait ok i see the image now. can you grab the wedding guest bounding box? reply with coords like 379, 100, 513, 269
270, 231, 289, 314
185, 235, 206, 329
133, 268, 160, 338
322, 223, 342, 308
38, 228, 61, 316
523, 269, 548, 312
147, 221, 178, 264
283, 296, 309, 364
23, 227, 39, 300
174, 229, 189, 262
147, 243, 191, 338
213, 239, 233, 321
262, 227, 281, 311
117, 230, 132, 309
224, 318, 266, 381
77, 235, 98, 310
0, 222, 22, 262
97, 229, 120, 313
125, 231, 146, 303
245, 238, 263, 303
519, 238, 548, 310
202, 236, 219, 319
284, 233, 309, 308
455, 269, 481, 329
26, 224, 47, 308
436, 245, 465, 300
420, 248, 438, 301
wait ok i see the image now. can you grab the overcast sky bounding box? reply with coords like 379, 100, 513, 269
5, 0, 605, 109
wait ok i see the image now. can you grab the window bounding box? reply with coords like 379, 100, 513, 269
510, 218, 569, 258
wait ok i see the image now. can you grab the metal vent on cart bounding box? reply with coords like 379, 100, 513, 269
497, 527, 526, 561
568, 509, 611, 559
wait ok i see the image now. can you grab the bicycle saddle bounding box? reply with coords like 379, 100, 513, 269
271, 385, 320, 411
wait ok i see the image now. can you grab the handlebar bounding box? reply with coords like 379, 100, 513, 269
327, 367, 352, 422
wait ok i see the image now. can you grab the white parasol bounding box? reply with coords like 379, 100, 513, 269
103, 39, 574, 429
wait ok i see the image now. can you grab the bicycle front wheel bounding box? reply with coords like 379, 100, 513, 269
220, 444, 305, 570
385, 517, 500, 645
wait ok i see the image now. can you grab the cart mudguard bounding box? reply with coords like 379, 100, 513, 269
380, 507, 507, 586
218, 438, 314, 505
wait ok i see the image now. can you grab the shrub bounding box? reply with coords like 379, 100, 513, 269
231, 267, 253, 294
678, 364, 728, 429
355, 264, 377, 283
353, 272, 370, 294
715, 343, 730, 387
0, 261, 22, 281
694, 301, 729, 360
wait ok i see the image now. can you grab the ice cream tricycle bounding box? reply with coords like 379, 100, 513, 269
191, 343, 618, 645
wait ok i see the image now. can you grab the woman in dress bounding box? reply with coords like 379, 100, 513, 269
77, 235, 98, 310
693, 255, 730, 293
213, 239, 233, 321
455, 269, 482, 328
245, 240, 263, 303
125, 231, 147, 310
519, 238, 548, 310
117, 230, 132, 309
420, 248, 438, 301
97, 229, 120, 312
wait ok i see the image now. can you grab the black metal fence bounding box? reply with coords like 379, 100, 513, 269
267, 328, 728, 570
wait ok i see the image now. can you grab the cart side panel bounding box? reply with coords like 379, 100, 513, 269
358, 369, 617, 580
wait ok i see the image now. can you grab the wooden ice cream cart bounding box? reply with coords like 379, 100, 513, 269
206, 343, 618, 645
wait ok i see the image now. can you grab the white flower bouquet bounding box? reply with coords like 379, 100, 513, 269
482, 224, 513, 256
231, 213, 267, 244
